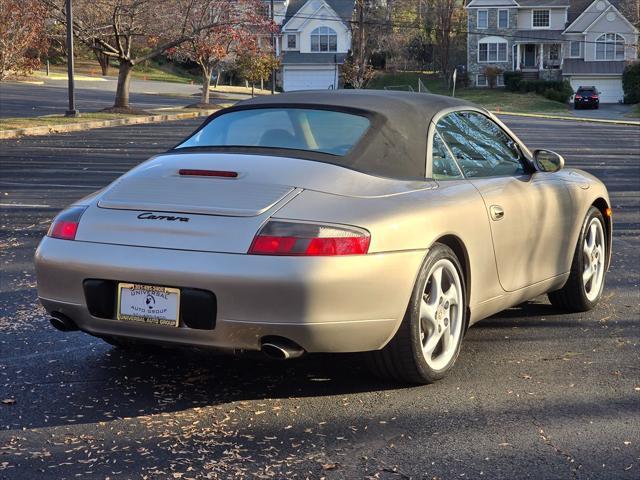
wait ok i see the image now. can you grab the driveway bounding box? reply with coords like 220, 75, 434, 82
0, 117, 638, 479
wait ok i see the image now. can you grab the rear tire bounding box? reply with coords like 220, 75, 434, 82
548, 207, 607, 312
366, 244, 467, 384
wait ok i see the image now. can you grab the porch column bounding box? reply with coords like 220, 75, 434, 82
539, 43, 544, 71
516, 44, 521, 70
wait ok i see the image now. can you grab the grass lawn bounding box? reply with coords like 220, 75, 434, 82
210, 84, 273, 95
625, 104, 640, 118
368, 71, 569, 114
0, 113, 144, 130
132, 62, 197, 84
44, 59, 198, 84
455, 89, 569, 114
0, 107, 222, 131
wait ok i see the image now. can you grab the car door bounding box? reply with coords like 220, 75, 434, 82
435, 110, 574, 292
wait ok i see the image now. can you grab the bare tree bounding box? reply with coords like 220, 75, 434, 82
432, 0, 457, 81
618, 0, 639, 29
0, 0, 49, 81
44, 0, 238, 111
349, 0, 388, 87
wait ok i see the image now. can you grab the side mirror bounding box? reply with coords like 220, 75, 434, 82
533, 149, 564, 173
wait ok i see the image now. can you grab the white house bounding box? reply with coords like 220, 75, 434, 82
465, 0, 638, 103
268, 0, 355, 91
562, 0, 638, 103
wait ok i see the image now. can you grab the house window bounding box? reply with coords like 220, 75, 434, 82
477, 74, 488, 87
498, 10, 509, 28
549, 44, 559, 60
477, 10, 488, 29
310, 26, 337, 52
497, 74, 505, 87
287, 34, 297, 50
532, 10, 550, 28
569, 40, 581, 57
595, 33, 625, 60
478, 39, 508, 62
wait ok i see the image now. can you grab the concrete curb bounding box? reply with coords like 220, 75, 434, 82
493, 110, 640, 126
0, 109, 219, 140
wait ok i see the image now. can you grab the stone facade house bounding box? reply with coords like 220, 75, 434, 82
465, 0, 638, 102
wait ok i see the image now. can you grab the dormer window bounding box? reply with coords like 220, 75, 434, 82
532, 10, 550, 28
311, 26, 337, 52
287, 34, 297, 50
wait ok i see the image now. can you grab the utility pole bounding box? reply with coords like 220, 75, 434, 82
270, 0, 276, 94
65, 0, 79, 117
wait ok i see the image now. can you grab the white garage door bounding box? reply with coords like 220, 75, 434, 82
283, 67, 336, 92
569, 76, 623, 103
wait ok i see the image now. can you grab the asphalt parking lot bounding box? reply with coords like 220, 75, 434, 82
0, 117, 638, 479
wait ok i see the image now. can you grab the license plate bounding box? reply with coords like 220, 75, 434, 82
117, 283, 180, 327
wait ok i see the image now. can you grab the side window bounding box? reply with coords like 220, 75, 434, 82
436, 111, 525, 178
431, 132, 463, 180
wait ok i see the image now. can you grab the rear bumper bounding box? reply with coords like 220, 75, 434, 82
35, 238, 425, 353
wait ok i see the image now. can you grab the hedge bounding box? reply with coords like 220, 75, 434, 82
622, 62, 640, 104
503, 71, 523, 91
543, 83, 574, 103
502, 71, 573, 102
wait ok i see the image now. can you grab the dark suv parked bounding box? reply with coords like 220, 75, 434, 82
574, 86, 600, 109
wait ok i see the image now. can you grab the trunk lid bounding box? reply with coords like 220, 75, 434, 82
77, 152, 434, 253
98, 169, 295, 217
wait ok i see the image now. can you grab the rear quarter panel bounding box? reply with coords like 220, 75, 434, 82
275, 180, 502, 310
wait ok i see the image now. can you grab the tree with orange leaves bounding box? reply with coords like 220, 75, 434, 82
169, 0, 270, 105
0, 0, 49, 81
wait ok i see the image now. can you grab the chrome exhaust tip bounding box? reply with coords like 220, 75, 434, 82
50, 312, 78, 332
261, 338, 305, 360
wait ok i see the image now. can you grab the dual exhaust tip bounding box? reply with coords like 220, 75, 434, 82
49, 314, 304, 360
49, 312, 78, 332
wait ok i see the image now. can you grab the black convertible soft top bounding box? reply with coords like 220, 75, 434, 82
179, 90, 475, 180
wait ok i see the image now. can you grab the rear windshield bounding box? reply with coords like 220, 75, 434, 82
176, 108, 371, 156
578, 89, 595, 95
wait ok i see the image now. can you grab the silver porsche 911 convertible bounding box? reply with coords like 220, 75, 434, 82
35, 90, 611, 384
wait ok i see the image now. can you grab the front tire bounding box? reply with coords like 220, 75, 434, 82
548, 207, 607, 312
366, 244, 467, 384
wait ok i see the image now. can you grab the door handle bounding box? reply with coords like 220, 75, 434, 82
490, 205, 505, 221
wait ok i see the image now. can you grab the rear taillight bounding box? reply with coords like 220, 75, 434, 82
590, 95, 598, 99
47, 206, 87, 241
575, 95, 582, 99
249, 221, 370, 256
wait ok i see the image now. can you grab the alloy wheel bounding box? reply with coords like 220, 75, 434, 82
583, 217, 605, 302
419, 259, 464, 371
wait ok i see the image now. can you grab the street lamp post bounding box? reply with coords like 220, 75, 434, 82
65, 0, 79, 117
